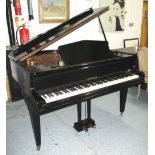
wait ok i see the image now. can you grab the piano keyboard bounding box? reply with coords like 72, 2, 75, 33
38, 72, 139, 104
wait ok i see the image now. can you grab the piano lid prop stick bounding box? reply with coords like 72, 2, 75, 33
98, 16, 107, 41
27, 0, 34, 20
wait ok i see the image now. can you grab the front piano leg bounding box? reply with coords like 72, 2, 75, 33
77, 103, 82, 122
29, 110, 41, 150
120, 88, 128, 115
74, 100, 96, 132
24, 97, 41, 150
87, 99, 96, 129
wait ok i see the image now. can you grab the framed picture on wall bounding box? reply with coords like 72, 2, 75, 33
124, 38, 139, 48
99, 0, 126, 32
38, 0, 70, 23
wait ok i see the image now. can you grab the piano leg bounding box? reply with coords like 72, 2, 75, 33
24, 97, 41, 150
29, 111, 41, 150
74, 100, 96, 132
87, 99, 91, 119
120, 88, 128, 115
87, 99, 96, 129
77, 103, 82, 122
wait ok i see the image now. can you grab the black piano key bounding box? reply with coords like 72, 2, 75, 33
79, 86, 84, 89
70, 86, 77, 91
42, 95, 46, 99
53, 91, 59, 96
47, 90, 54, 97
81, 81, 90, 88
79, 81, 85, 85
58, 87, 67, 93
82, 84, 88, 88
112, 77, 119, 80
101, 79, 108, 83
48, 89, 54, 93
122, 73, 129, 77
51, 88, 61, 95
95, 81, 103, 84
126, 72, 134, 76
57, 91, 61, 95
47, 94, 51, 97
57, 91, 62, 95
42, 90, 49, 97
46, 92, 51, 97
68, 87, 75, 91
73, 86, 78, 90
114, 77, 120, 80
107, 77, 114, 81
64, 87, 71, 92
85, 82, 92, 86
50, 93, 55, 97
38, 91, 43, 96
90, 81, 97, 85
58, 88, 65, 93
82, 85, 87, 88
74, 87, 81, 90
49, 90, 55, 96
74, 82, 84, 88
53, 88, 59, 92
40, 91, 48, 99
76, 85, 83, 89
116, 75, 122, 79
48, 89, 55, 96
57, 90, 63, 95
63, 89, 70, 93
54, 92, 59, 96
62, 90, 67, 93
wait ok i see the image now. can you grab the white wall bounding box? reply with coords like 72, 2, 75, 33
7, 0, 143, 49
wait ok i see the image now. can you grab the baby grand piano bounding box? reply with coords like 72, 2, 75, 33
9, 7, 144, 150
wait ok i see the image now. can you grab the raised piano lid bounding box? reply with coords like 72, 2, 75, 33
9, 7, 110, 62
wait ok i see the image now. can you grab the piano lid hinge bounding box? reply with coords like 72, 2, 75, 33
98, 16, 107, 42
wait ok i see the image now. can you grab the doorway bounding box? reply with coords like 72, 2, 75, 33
140, 0, 148, 47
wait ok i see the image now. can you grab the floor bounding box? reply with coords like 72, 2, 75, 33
6, 87, 148, 155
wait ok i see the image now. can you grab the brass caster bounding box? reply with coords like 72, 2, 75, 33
92, 125, 96, 128
120, 113, 123, 116
37, 145, 41, 151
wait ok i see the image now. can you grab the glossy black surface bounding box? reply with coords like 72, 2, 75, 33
58, 40, 113, 66
9, 7, 144, 150
13, 8, 93, 57
9, 39, 144, 149
9, 7, 109, 62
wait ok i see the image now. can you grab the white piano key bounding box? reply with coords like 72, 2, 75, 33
40, 74, 139, 103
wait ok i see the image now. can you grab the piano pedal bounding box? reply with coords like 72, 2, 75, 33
84, 127, 88, 132
73, 118, 96, 132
